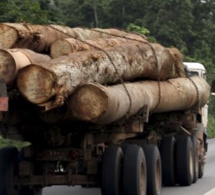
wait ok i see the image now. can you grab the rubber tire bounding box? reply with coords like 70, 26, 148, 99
175, 135, 194, 186
123, 144, 147, 195
144, 144, 161, 195
191, 134, 199, 183
0, 146, 19, 195
101, 145, 123, 195
160, 136, 176, 186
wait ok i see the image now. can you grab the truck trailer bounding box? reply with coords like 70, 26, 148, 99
0, 23, 211, 195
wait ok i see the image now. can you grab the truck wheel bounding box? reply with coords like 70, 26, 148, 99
192, 134, 199, 183
0, 146, 19, 195
160, 136, 175, 186
143, 144, 161, 195
101, 145, 123, 195
175, 135, 194, 186
123, 144, 146, 195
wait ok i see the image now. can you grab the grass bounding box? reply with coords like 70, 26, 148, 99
0, 135, 31, 150
207, 114, 215, 138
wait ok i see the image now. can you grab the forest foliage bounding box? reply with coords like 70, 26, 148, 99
0, 0, 215, 117
0, 0, 214, 71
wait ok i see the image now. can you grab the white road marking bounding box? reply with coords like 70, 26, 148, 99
204, 188, 215, 195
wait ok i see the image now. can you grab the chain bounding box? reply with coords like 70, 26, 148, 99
47, 25, 161, 118
188, 77, 200, 111
89, 28, 161, 115
147, 45, 161, 112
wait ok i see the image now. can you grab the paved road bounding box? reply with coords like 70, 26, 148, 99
42, 139, 215, 195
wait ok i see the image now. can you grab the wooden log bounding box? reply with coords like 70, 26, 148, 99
0, 49, 51, 85
0, 23, 68, 52
50, 36, 148, 59
0, 23, 143, 53
16, 42, 185, 109
69, 76, 210, 124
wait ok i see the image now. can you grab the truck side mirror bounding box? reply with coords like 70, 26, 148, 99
211, 80, 215, 93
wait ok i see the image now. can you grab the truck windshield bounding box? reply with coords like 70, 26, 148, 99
186, 71, 199, 77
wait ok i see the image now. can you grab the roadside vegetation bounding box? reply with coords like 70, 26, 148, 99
0, 135, 30, 150
208, 115, 215, 138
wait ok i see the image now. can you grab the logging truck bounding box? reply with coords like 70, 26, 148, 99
0, 23, 212, 195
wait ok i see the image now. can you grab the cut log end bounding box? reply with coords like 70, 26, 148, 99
0, 49, 16, 84
50, 39, 73, 59
17, 64, 57, 104
0, 24, 19, 49
70, 84, 108, 121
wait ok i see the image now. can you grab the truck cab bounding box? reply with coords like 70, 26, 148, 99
183, 62, 208, 132
184, 62, 206, 79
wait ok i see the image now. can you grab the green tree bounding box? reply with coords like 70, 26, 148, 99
190, 0, 215, 72
56, 0, 110, 27
141, 0, 194, 49
39, 0, 64, 24
108, 0, 146, 28
0, 0, 50, 23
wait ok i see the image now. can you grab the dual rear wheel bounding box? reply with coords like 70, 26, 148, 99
101, 144, 162, 195
160, 135, 201, 187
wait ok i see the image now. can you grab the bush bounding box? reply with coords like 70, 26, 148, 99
207, 115, 215, 138
0, 135, 30, 150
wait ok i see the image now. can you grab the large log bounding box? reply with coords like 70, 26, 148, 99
50, 35, 148, 58
0, 49, 50, 85
0, 23, 141, 53
69, 76, 210, 124
16, 42, 185, 109
0, 23, 69, 52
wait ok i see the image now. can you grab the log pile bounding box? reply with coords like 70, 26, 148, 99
17, 42, 185, 108
0, 22, 210, 125
0, 23, 146, 53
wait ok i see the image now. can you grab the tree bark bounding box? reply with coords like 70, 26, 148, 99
69, 76, 210, 124
50, 36, 147, 58
16, 42, 185, 110
0, 23, 144, 53
0, 49, 50, 85
0, 23, 70, 52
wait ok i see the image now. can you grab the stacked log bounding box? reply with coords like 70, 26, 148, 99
0, 22, 147, 88
68, 76, 210, 124
50, 35, 147, 59
0, 22, 210, 126
16, 42, 185, 110
0, 23, 145, 53
0, 49, 50, 85
0, 23, 69, 52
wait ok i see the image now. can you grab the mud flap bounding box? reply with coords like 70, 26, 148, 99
0, 79, 8, 111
